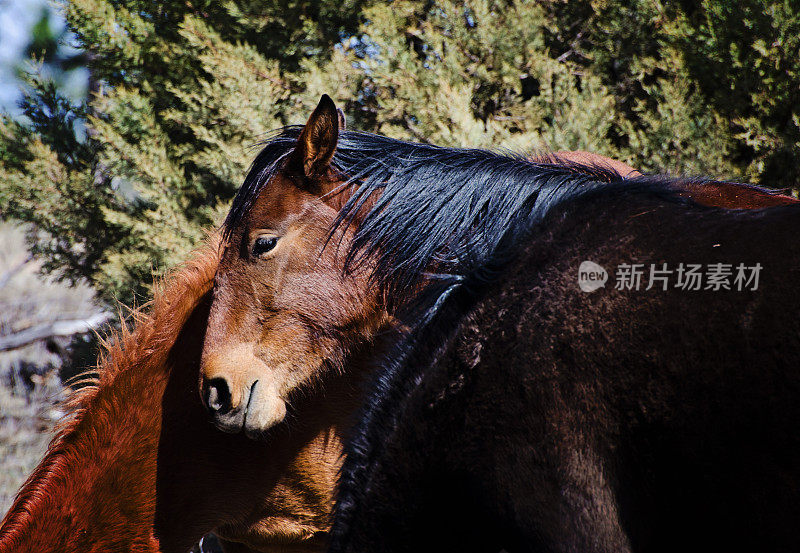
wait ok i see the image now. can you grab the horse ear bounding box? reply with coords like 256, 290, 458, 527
289, 95, 339, 181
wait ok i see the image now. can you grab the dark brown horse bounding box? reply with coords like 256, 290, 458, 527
329, 192, 800, 553
199, 96, 800, 553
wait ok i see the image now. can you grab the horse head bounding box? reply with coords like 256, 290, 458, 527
199, 96, 391, 438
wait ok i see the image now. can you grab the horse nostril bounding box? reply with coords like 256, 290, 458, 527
204, 378, 232, 415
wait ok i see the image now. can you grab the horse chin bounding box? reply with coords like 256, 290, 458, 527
259, 530, 329, 552
216, 523, 329, 553
208, 407, 247, 434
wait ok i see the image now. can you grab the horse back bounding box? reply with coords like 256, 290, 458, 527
333, 195, 800, 553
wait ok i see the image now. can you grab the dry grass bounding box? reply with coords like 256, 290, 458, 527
0, 375, 65, 513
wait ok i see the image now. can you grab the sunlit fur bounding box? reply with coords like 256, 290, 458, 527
0, 237, 368, 553
0, 240, 220, 553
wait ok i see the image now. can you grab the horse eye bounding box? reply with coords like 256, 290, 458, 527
252, 236, 278, 257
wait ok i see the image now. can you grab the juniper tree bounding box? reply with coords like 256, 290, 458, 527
1, 0, 797, 309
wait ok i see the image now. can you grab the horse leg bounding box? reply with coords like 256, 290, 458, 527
496, 443, 632, 553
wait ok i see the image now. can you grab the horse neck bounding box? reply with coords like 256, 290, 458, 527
0, 354, 170, 553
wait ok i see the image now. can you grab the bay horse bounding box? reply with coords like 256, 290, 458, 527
199, 96, 800, 553
0, 238, 386, 553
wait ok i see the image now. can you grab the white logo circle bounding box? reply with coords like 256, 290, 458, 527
578, 261, 608, 293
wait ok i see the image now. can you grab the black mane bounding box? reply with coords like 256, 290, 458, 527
225, 127, 689, 309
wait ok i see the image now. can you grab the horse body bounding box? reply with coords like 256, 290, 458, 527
198, 97, 798, 440
330, 195, 800, 553
3, 95, 798, 552
0, 244, 216, 553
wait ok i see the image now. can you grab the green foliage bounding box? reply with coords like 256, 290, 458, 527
329, 1, 623, 155
1, 0, 366, 305
667, 0, 800, 186
1, 0, 798, 307
22, 4, 88, 91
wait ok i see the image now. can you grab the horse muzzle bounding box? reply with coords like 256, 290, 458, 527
201, 376, 287, 438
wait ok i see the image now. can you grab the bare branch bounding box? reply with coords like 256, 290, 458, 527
0, 312, 113, 352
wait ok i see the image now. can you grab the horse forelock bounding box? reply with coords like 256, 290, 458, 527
0, 235, 221, 551
223, 127, 304, 243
